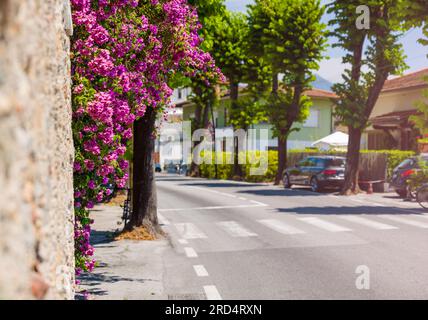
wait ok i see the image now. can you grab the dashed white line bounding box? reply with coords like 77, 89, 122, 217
175, 223, 207, 239
216, 221, 258, 237
193, 265, 209, 277
204, 285, 222, 300
299, 217, 352, 232
178, 239, 189, 245
184, 247, 198, 258
258, 219, 306, 235
340, 215, 398, 230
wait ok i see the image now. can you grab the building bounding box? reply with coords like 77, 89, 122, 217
363, 68, 428, 151
179, 87, 338, 150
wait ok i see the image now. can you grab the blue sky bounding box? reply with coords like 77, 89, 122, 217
225, 0, 428, 83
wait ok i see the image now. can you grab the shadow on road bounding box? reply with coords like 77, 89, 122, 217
179, 182, 267, 188
276, 205, 425, 215
237, 188, 331, 197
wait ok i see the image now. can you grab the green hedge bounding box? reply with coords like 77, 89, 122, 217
198, 149, 416, 182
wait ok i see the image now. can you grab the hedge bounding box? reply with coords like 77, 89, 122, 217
198, 149, 416, 182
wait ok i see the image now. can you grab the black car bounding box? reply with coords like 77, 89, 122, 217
390, 155, 428, 198
283, 156, 346, 192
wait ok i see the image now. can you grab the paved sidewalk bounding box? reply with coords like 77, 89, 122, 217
78, 205, 170, 300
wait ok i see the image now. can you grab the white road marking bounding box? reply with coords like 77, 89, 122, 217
249, 200, 269, 206
184, 247, 198, 258
188, 186, 237, 198
340, 215, 398, 230
238, 197, 247, 200
193, 265, 209, 277
204, 285, 222, 300
159, 204, 266, 212
216, 221, 258, 237
258, 219, 306, 235
175, 223, 207, 239
299, 217, 352, 232
382, 215, 428, 229
157, 213, 170, 225
178, 239, 189, 245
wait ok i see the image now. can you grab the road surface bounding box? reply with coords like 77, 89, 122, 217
157, 174, 428, 300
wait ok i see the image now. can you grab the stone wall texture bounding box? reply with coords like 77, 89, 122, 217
0, 0, 75, 299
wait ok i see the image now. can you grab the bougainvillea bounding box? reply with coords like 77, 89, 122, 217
71, 0, 223, 276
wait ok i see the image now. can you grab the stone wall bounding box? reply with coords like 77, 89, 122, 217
0, 0, 75, 299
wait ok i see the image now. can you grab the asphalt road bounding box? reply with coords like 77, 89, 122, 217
157, 174, 428, 300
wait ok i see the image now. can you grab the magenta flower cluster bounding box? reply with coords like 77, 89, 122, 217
71, 0, 223, 275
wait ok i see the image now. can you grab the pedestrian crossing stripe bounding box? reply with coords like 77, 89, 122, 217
298, 217, 352, 232
258, 219, 306, 235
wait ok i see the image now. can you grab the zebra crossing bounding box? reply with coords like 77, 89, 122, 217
170, 214, 428, 241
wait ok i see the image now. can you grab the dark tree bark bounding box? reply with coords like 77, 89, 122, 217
128, 107, 160, 234
229, 81, 243, 179
342, 126, 362, 194
275, 132, 287, 185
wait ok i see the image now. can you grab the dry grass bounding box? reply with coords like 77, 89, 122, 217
115, 226, 157, 241
105, 191, 127, 206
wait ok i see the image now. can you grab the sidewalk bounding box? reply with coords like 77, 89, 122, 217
78, 205, 169, 300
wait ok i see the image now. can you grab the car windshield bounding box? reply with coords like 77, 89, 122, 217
326, 158, 346, 167
397, 158, 414, 169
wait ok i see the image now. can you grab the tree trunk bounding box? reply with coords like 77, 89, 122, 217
275, 133, 287, 185
229, 82, 243, 178
341, 127, 362, 195
128, 107, 160, 234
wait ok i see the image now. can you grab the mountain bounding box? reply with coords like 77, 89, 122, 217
312, 74, 333, 91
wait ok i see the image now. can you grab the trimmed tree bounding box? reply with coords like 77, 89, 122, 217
248, 0, 328, 185
328, 0, 408, 195
205, 11, 250, 177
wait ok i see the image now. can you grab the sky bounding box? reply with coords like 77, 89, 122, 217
225, 0, 428, 84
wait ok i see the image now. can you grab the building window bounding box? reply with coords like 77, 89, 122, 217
177, 89, 182, 100
303, 109, 319, 128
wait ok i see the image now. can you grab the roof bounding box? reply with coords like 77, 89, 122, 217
371, 109, 419, 128
304, 88, 338, 99
382, 68, 428, 93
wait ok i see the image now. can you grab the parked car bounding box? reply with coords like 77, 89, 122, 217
283, 156, 346, 192
390, 155, 428, 198
155, 163, 162, 173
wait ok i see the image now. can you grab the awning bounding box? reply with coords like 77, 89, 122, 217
370, 109, 418, 130
311, 131, 349, 150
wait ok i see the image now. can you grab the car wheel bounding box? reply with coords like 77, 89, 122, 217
283, 174, 292, 189
396, 189, 407, 198
310, 177, 322, 193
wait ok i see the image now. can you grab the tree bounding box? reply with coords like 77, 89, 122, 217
328, 0, 408, 195
404, 0, 428, 139
401, 0, 428, 48
248, 0, 328, 185
186, 0, 226, 177
204, 11, 251, 177
130, 1, 222, 233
